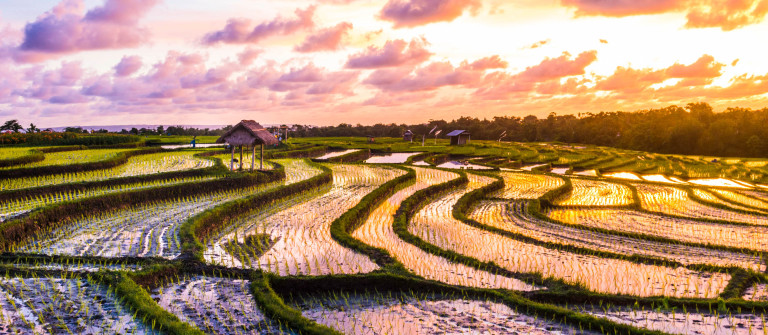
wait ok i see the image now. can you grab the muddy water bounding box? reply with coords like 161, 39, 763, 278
352, 167, 537, 291
0, 277, 156, 334
293, 292, 597, 335
412, 174, 730, 298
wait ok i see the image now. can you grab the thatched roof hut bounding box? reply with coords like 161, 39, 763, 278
216, 120, 278, 147
216, 120, 278, 171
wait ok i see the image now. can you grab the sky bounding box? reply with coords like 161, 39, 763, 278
2, 0, 768, 127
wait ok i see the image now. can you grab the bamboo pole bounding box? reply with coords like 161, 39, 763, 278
230, 145, 234, 171
260, 144, 264, 170
251, 145, 255, 172
239, 145, 243, 170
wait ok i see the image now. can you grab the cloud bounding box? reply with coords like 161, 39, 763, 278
237, 48, 263, 66
345, 37, 432, 69
13, 0, 158, 62
594, 54, 724, 93
561, 0, 768, 31
525, 39, 550, 49
379, 0, 481, 28
203, 6, 315, 45
665, 54, 723, 78
463, 55, 508, 71
518, 50, 597, 82
294, 22, 353, 53
561, 0, 679, 17
114, 55, 142, 76
685, 0, 768, 31
474, 50, 598, 99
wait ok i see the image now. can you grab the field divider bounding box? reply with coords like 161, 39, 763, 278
265, 272, 667, 335
313, 148, 371, 163
96, 271, 205, 335
178, 160, 332, 262
687, 187, 768, 216
0, 149, 45, 168
0, 150, 227, 204
539, 175, 768, 256
264, 145, 327, 159
0, 147, 167, 179
0, 165, 285, 252
390, 168, 571, 289
329, 164, 415, 271
251, 272, 345, 335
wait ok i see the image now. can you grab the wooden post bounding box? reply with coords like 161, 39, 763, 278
239, 145, 243, 170
230, 145, 234, 171
260, 144, 264, 170
251, 145, 255, 172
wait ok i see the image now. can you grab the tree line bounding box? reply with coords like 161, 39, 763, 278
291, 103, 768, 158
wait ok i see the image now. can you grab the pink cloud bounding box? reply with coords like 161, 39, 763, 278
114, 55, 142, 77
294, 22, 353, 53
345, 37, 432, 69
518, 51, 597, 82
379, 0, 481, 28
238, 48, 263, 66
14, 0, 158, 62
203, 6, 315, 45
463, 55, 508, 71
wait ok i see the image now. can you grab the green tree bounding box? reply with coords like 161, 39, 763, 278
1, 120, 23, 132
26, 123, 39, 133
746, 135, 765, 157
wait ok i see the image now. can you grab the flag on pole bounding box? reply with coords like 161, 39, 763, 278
428, 126, 438, 135
434, 130, 442, 136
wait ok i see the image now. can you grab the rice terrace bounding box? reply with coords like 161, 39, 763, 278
0, 115, 767, 334
5, 0, 768, 334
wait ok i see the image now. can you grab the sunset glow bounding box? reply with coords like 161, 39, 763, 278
2, 0, 768, 127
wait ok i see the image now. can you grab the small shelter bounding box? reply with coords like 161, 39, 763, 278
403, 130, 414, 142
366, 135, 375, 143
447, 130, 470, 145
216, 120, 278, 171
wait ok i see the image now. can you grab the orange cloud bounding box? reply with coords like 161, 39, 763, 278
379, 0, 481, 28
345, 37, 432, 69
294, 22, 353, 53
561, 0, 768, 31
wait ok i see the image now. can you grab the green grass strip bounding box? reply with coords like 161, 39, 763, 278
97, 271, 205, 335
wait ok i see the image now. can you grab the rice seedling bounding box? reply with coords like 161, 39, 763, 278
548, 207, 768, 252
710, 189, 768, 211
151, 275, 283, 334
568, 303, 766, 335
0, 175, 216, 223
0, 148, 134, 170
555, 178, 634, 206
291, 290, 597, 334
743, 283, 768, 301
471, 200, 765, 271
0, 275, 157, 334
352, 167, 537, 290
0, 151, 214, 191
0, 147, 38, 161
205, 164, 400, 275
19, 159, 319, 259
634, 183, 768, 225
490, 171, 564, 199
410, 173, 730, 297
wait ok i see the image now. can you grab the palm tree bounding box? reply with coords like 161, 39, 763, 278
26, 123, 39, 133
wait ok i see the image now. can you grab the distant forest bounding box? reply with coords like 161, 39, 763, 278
291, 103, 768, 158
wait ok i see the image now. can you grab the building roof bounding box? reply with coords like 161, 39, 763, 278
403, 130, 413, 134
216, 120, 279, 145
446, 130, 469, 137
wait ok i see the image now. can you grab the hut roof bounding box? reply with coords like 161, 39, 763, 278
216, 120, 278, 145
446, 130, 469, 137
